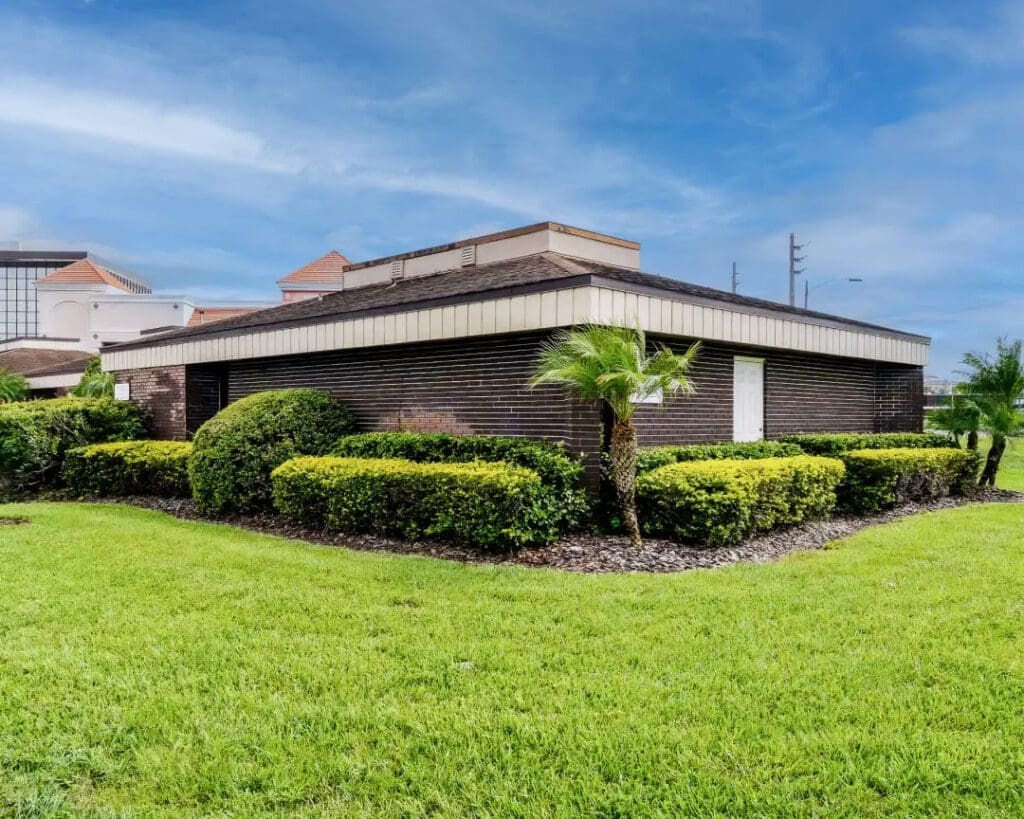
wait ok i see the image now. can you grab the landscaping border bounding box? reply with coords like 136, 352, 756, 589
96, 489, 1023, 574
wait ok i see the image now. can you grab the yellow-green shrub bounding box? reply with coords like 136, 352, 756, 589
837, 447, 979, 513
0, 397, 148, 499
636, 455, 846, 546
272, 456, 557, 550
63, 440, 193, 497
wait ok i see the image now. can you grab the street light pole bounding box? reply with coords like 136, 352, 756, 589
804, 277, 864, 309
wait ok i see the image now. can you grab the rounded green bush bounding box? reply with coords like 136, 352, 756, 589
0, 397, 148, 500
189, 390, 356, 514
636, 455, 846, 546
272, 456, 554, 550
331, 431, 588, 530
63, 440, 193, 498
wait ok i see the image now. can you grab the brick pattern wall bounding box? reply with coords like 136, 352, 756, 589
119, 332, 924, 472
222, 332, 606, 481
632, 337, 920, 446
114, 365, 187, 440
875, 364, 925, 432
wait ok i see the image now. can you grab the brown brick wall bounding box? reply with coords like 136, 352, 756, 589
632, 337, 920, 446
119, 332, 924, 470
113, 365, 187, 440
222, 332, 606, 482
875, 364, 925, 432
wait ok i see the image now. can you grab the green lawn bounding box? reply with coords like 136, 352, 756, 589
3, 504, 1024, 816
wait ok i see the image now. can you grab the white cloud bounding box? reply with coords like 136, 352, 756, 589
0, 79, 300, 173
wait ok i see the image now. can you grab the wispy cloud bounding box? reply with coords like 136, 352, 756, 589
902, 1, 1024, 66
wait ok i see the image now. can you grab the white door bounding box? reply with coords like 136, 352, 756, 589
733, 357, 764, 442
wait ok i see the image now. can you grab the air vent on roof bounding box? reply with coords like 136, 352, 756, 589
459, 245, 477, 267
391, 259, 405, 280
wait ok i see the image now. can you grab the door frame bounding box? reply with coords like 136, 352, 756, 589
732, 355, 765, 442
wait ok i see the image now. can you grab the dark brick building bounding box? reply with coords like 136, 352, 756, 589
101, 223, 928, 478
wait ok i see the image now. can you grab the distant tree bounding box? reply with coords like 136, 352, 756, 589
530, 325, 699, 547
960, 339, 1024, 487
0, 368, 29, 403
73, 357, 115, 398
927, 387, 981, 450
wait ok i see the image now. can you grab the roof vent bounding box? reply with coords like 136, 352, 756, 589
391, 259, 405, 280
460, 245, 477, 267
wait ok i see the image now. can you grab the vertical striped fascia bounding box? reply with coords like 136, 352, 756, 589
100, 283, 928, 372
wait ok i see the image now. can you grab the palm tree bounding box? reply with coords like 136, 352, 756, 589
961, 338, 1024, 487
0, 368, 29, 403
927, 387, 981, 450
531, 325, 699, 547
72, 357, 115, 398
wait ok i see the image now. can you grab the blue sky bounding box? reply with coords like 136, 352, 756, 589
1, 0, 1022, 375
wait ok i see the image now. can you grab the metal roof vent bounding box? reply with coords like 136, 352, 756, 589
391, 259, 405, 280
459, 245, 477, 267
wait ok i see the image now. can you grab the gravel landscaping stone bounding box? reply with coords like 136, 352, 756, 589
98, 489, 1024, 574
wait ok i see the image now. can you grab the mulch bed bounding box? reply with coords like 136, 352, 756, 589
99, 488, 1024, 574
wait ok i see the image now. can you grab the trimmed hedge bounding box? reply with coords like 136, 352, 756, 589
635, 440, 804, 474
837, 447, 979, 513
331, 431, 588, 529
189, 390, 357, 514
636, 455, 846, 547
779, 432, 953, 456
0, 397, 147, 500
63, 441, 193, 498
272, 456, 556, 549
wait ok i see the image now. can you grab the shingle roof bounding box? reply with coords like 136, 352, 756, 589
35, 259, 150, 293
187, 307, 260, 327
0, 347, 93, 377
109, 251, 927, 351
277, 251, 351, 288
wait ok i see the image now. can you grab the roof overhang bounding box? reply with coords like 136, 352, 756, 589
102, 281, 929, 373
26, 371, 83, 391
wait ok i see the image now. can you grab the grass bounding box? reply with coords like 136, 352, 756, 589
3, 503, 1024, 816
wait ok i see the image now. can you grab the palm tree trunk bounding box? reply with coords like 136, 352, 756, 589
980, 434, 1006, 487
609, 417, 641, 548
967, 430, 979, 451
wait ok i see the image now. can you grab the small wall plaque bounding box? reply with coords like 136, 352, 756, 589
114, 383, 130, 401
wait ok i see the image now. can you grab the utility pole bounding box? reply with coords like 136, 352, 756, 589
804, 279, 809, 310
731, 261, 739, 294
788, 233, 806, 307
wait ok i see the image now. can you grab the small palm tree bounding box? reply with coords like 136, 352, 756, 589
0, 368, 29, 403
531, 325, 699, 547
961, 338, 1024, 486
73, 357, 115, 398
927, 387, 981, 450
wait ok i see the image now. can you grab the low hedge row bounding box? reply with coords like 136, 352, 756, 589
837, 447, 979, 513
63, 441, 193, 498
189, 389, 357, 514
331, 431, 588, 528
636, 455, 846, 546
0, 397, 148, 500
780, 432, 953, 456
635, 440, 804, 474
272, 456, 557, 549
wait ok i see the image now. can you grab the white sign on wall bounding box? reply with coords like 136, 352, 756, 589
114, 382, 131, 401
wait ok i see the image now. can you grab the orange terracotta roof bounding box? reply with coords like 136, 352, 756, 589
277, 250, 350, 288
188, 307, 260, 327
35, 258, 149, 293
